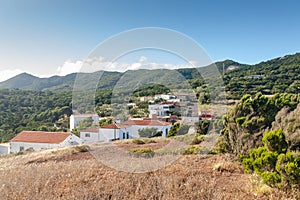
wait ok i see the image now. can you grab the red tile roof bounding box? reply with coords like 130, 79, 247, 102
10, 131, 70, 144
101, 124, 120, 129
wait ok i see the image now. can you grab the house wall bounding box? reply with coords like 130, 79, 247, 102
10, 142, 60, 153
0, 144, 9, 155
126, 124, 172, 138
99, 129, 123, 142
80, 131, 100, 143
9, 134, 82, 153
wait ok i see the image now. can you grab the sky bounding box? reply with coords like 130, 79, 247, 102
0, 0, 300, 82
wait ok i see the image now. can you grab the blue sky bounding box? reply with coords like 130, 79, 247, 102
0, 0, 300, 81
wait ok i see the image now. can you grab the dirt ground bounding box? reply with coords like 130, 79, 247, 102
0, 142, 298, 200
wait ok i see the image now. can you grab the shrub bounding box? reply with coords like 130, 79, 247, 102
168, 123, 180, 137
195, 120, 210, 135
262, 129, 288, 153
75, 145, 90, 152
276, 151, 300, 184
138, 127, 161, 138
241, 129, 300, 187
129, 147, 154, 158
260, 172, 282, 186
184, 146, 199, 155
132, 139, 145, 145
191, 134, 204, 145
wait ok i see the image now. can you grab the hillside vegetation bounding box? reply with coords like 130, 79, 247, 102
219, 93, 300, 188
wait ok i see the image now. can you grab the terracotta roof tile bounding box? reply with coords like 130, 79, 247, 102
101, 124, 120, 129
10, 131, 70, 144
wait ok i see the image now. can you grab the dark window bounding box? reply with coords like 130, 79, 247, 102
85, 133, 90, 137
20, 146, 24, 151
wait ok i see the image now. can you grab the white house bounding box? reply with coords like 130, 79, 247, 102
154, 94, 176, 100
70, 113, 99, 131
80, 119, 172, 143
149, 103, 177, 117
9, 131, 82, 153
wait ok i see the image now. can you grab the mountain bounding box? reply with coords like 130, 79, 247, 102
0, 60, 244, 91
1, 52, 300, 99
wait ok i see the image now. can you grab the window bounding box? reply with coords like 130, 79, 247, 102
123, 132, 126, 139
85, 133, 90, 137
126, 132, 129, 139
20, 146, 24, 151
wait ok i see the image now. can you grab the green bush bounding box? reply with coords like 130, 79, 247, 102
132, 139, 145, 145
260, 171, 282, 186
75, 145, 90, 152
138, 127, 161, 138
168, 123, 180, 137
276, 151, 300, 184
195, 120, 210, 135
129, 147, 154, 158
241, 129, 300, 187
184, 145, 199, 155
262, 129, 288, 153
191, 134, 204, 145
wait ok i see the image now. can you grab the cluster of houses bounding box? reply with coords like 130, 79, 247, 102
0, 93, 213, 154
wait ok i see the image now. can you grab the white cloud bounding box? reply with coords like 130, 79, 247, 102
138, 56, 147, 63
188, 60, 197, 66
56, 60, 82, 76
0, 69, 24, 82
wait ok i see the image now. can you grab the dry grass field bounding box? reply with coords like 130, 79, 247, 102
0, 139, 298, 200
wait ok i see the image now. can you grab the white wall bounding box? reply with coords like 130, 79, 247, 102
0, 144, 9, 155
125, 124, 172, 138
80, 131, 100, 143
99, 129, 123, 142
10, 142, 60, 153
9, 134, 82, 153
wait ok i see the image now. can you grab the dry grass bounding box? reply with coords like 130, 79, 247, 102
0, 142, 299, 200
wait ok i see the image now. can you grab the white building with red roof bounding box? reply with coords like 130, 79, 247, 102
9, 131, 82, 153
80, 119, 172, 143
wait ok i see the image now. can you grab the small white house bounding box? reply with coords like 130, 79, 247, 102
98, 119, 172, 142
149, 103, 177, 117
10, 131, 82, 153
70, 113, 99, 131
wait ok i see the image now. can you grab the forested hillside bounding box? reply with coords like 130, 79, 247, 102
0, 90, 72, 142
1, 53, 300, 142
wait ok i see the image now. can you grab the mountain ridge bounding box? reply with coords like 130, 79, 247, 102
1, 52, 300, 93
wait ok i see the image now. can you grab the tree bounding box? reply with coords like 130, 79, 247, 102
71, 128, 80, 137
195, 120, 210, 135
77, 117, 94, 130
167, 123, 180, 137
99, 118, 113, 127
138, 128, 161, 138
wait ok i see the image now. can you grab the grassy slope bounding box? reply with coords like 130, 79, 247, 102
0, 140, 298, 199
